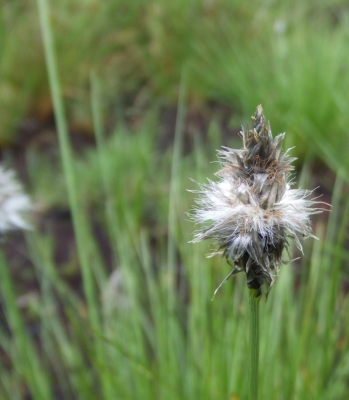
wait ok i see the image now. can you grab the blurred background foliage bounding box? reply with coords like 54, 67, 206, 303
1, 0, 349, 175
1, 1, 349, 399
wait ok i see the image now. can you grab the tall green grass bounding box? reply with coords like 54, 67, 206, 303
2, 133, 348, 399
0, 0, 348, 399
2, 0, 349, 178
191, 13, 349, 173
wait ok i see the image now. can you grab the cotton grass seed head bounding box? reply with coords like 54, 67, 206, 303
0, 166, 32, 232
190, 105, 323, 294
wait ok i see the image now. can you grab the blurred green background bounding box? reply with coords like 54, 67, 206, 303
2, 0, 349, 173
1, 1, 349, 399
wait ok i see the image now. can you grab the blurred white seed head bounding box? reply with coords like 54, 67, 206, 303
190, 105, 324, 293
0, 166, 32, 232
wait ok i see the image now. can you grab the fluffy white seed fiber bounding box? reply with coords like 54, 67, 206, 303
190, 105, 324, 292
0, 166, 32, 232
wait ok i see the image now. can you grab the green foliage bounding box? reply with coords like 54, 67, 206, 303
0, 0, 349, 399
2, 125, 349, 398
1, 0, 349, 177
191, 8, 349, 172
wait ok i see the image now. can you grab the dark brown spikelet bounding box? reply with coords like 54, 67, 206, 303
242, 105, 296, 211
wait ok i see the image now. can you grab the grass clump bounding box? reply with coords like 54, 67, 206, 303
1, 0, 349, 177
0, 0, 349, 399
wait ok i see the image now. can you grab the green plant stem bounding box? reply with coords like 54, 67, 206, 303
249, 288, 260, 400
36, 0, 99, 328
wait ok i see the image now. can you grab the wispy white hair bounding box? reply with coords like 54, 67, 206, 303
0, 166, 32, 232
190, 105, 325, 293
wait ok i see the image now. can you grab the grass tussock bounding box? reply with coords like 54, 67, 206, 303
1, 0, 349, 174
0, 0, 349, 399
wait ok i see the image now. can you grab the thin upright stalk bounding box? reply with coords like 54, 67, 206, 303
36, 0, 99, 328
249, 288, 260, 400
